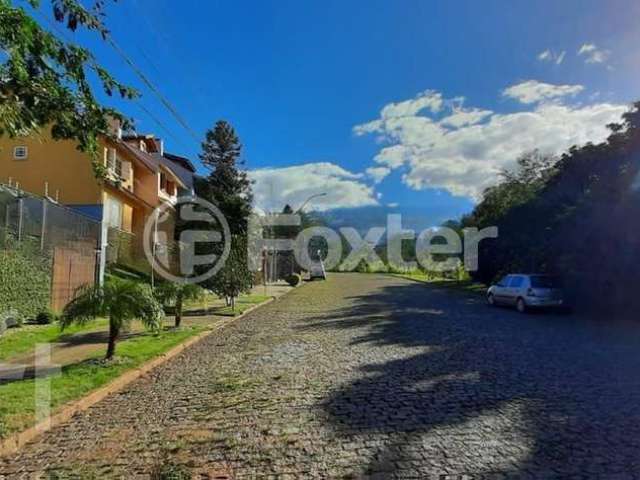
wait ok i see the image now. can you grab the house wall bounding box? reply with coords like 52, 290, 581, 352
0, 132, 102, 205
102, 189, 148, 235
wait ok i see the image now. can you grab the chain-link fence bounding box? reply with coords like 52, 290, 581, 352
0, 184, 101, 321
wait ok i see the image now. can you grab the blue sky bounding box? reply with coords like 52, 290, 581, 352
33, 0, 640, 222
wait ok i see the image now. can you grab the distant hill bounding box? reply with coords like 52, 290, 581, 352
316, 204, 470, 237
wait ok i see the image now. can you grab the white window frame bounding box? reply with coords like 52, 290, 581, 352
105, 196, 124, 229
13, 146, 28, 160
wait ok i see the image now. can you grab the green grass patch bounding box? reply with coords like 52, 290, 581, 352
182, 292, 270, 317
0, 320, 109, 362
0, 325, 205, 437
392, 273, 487, 296
215, 294, 270, 317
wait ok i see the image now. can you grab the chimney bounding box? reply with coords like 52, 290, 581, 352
106, 116, 123, 139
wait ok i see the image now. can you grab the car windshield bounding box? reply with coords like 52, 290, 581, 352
530, 276, 562, 288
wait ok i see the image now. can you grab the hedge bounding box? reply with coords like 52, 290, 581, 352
0, 248, 52, 321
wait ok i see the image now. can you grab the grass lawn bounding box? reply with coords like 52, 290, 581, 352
216, 294, 271, 316
391, 272, 487, 296
183, 293, 271, 317
0, 325, 205, 438
0, 320, 109, 362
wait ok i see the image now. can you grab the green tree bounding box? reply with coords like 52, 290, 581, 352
198, 120, 253, 234
61, 278, 163, 360
0, 0, 136, 172
154, 281, 202, 328
195, 120, 255, 307
207, 234, 253, 310
460, 103, 640, 313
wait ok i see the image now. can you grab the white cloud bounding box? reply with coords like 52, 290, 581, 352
365, 166, 391, 184
387, 202, 399, 208
371, 89, 444, 121
537, 49, 552, 61
578, 43, 610, 64
440, 108, 492, 128
537, 49, 565, 64
502, 80, 584, 104
250, 162, 378, 212
354, 86, 626, 199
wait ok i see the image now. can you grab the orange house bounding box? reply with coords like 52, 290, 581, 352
0, 127, 195, 280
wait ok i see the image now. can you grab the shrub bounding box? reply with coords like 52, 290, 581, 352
0, 248, 51, 320
35, 309, 58, 325
285, 273, 301, 287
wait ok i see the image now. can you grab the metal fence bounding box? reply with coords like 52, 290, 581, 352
0, 184, 101, 319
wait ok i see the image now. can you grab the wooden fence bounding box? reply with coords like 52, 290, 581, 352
50, 245, 97, 312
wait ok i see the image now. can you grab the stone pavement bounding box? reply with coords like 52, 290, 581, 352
2, 273, 640, 478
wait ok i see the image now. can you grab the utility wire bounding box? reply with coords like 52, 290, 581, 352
103, 35, 202, 144
28, 1, 201, 148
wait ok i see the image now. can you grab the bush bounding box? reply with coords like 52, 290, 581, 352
0, 248, 51, 320
285, 273, 301, 287
35, 309, 58, 325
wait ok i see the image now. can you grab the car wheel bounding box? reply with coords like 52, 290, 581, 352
487, 294, 495, 306
516, 298, 527, 313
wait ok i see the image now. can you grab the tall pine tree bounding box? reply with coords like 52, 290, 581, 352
195, 120, 254, 307
198, 120, 253, 234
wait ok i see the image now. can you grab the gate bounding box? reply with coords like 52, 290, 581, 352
51, 246, 97, 312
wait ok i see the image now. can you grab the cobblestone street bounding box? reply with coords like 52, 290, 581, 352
3, 273, 640, 478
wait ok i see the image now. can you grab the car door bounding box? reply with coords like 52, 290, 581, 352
493, 275, 511, 303
506, 275, 525, 305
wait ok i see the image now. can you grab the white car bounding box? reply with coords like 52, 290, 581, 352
487, 274, 566, 313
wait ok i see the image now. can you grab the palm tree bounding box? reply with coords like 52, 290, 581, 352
61, 277, 164, 360
154, 281, 202, 328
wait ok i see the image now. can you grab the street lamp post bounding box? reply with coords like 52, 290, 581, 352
295, 192, 327, 213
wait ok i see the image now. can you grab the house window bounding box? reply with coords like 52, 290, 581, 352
106, 148, 123, 177
105, 196, 123, 229
160, 172, 167, 191
13, 146, 28, 160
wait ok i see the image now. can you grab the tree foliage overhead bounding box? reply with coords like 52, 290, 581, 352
463, 102, 640, 313
0, 0, 136, 169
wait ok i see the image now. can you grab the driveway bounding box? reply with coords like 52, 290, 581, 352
2, 273, 640, 478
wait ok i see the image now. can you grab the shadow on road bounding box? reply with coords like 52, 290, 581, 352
299, 276, 640, 477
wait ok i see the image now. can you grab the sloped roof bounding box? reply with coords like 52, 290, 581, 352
118, 140, 159, 174
163, 152, 196, 172
154, 152, 196, 191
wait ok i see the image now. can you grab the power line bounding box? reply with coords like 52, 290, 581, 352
27, 4, 198, 155
32, 0, 202, 145
103, 35, 202, 144
126, 0, 211, 110
133, 100, 192, 150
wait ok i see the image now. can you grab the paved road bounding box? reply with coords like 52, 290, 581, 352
3, 273, 640, 479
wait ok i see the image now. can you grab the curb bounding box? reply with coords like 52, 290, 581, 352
0, 292, 288, 459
